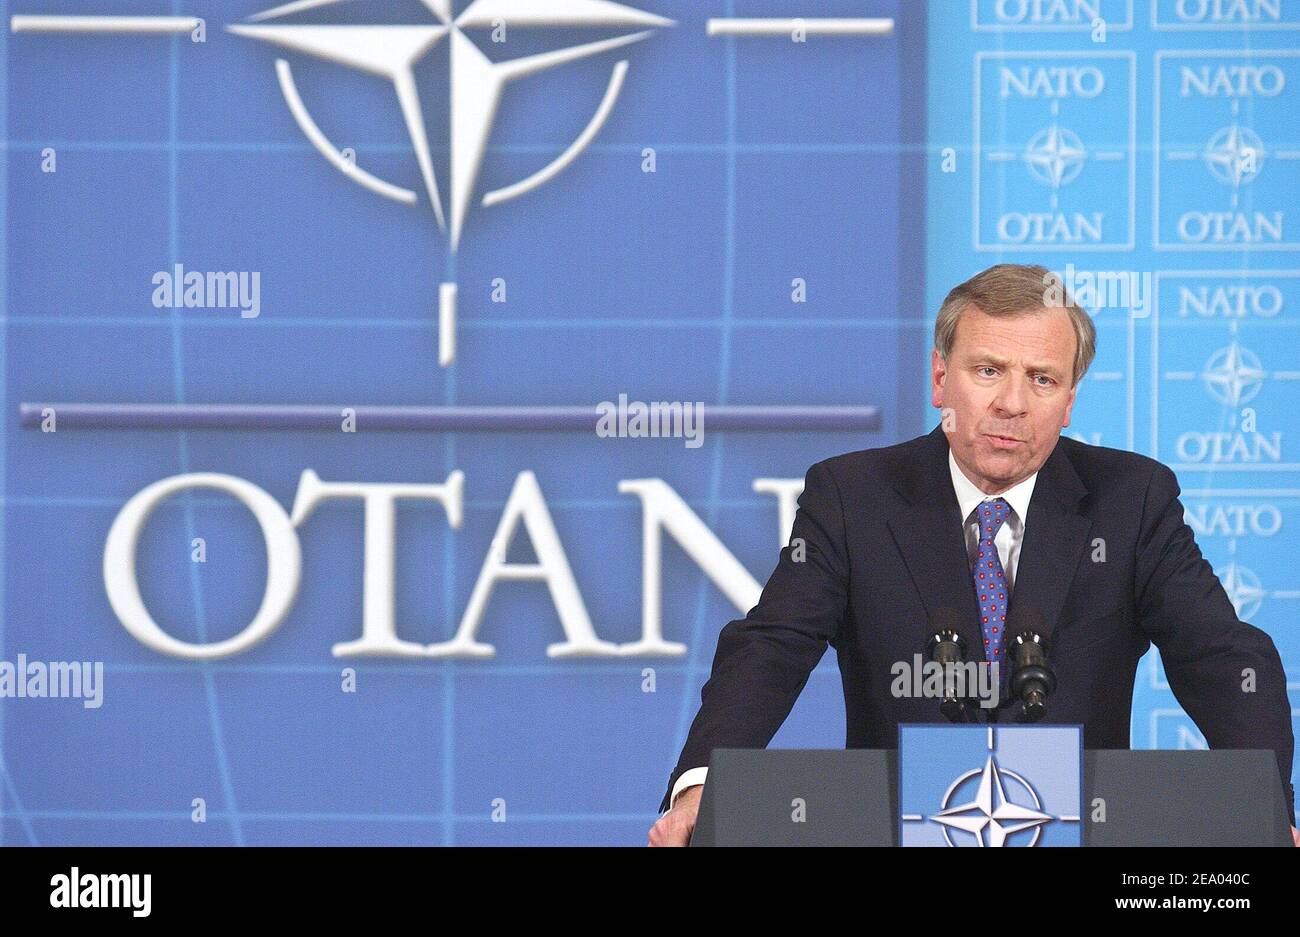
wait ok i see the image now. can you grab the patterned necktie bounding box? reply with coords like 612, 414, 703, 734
971, 498, 1011, 665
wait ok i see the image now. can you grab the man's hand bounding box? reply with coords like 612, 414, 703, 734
647, 785, 702, 847
1293, 825, 1299, 847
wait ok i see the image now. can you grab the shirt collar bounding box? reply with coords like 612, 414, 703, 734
948, 448, 1038, 527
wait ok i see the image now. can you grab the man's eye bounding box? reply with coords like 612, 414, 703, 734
1033, 374, 1055, 386
978, 367, 998, 377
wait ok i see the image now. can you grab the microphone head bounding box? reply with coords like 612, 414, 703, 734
1006, 606, 1055, 720
1012, 631, 1049, 656
926, 628, 966, 660
925, 608, 970, 723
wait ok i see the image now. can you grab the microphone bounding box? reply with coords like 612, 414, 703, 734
926, 620, 969, 722
1009, 630, 1056, 723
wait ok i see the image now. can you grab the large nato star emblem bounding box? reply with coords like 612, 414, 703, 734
930, 754, 1055, 847
230, 0, 672, 250
1204, 124, 1266, 187
1023, 123, 1086, 189
1201, 343, 1266, 408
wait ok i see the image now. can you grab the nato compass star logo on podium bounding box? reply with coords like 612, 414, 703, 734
899, 725, 1082, 847
928, 751, 1054, 847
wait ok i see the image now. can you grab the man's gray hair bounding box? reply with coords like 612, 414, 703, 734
933, 263, 1096, 386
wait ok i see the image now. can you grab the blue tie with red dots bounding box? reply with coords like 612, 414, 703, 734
972, 498, 1012, 665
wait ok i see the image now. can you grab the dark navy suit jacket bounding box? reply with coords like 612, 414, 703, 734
664, 426, 1296, 823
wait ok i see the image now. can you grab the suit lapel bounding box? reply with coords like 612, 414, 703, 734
887, 427, 984, 661
1006, 440, 1092, 645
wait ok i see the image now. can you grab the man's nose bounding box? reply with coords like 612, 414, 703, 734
992, 375, 1029, 417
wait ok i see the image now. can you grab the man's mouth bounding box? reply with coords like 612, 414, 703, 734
983, 433, 1023, 448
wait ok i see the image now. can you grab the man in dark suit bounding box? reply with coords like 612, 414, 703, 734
648, 263, 1297, 847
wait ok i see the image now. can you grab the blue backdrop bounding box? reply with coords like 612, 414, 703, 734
2, 0, 1296, 845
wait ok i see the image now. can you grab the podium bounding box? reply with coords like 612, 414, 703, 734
689, 748, 1293, 846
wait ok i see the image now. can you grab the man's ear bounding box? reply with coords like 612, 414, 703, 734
930, 349, 946, 409
1061, 383, 1078, 428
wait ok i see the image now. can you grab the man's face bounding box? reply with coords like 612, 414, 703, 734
931, 304, 1079, 494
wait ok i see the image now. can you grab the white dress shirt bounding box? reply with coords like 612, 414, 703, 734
947, 449, 1037, 594
666, 450, 1040, 809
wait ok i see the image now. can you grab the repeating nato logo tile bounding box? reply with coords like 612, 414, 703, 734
899, 725, 1083, 847
1152, 271, 1300, 470
974, 51, 1136, 251
1155, 51, 1300, 250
